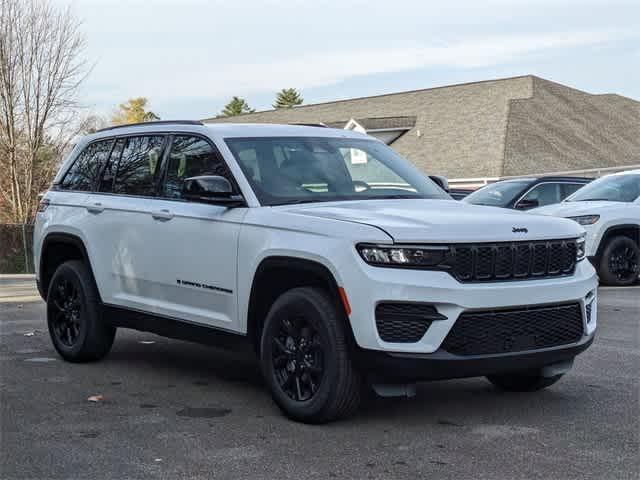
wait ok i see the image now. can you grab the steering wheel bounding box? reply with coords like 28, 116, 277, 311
352, 180, 371, 193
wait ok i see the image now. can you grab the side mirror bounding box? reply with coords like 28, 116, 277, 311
515, 198, 539, 210
182, 176, 244, 206
429, 175, 449, 192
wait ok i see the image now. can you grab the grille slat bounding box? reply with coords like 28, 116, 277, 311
451, 240, 577, 283
442, 303, 584, 356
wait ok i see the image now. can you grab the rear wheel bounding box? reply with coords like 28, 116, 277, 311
598, 236, 639, 286
259, 287, 361, 423
47, 260, 115, 362
486, 371, 564, 392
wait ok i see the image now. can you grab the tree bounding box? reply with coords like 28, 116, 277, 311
220, 96, 254, 117
273, 88, 303, 109
0, 0, 89, 223
111, 97, 160, 125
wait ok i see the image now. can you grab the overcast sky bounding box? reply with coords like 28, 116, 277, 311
58, 0, 640, 120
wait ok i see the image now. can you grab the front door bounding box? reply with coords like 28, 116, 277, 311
149, 134, 246, 331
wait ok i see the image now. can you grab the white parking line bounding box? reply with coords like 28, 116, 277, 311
0, 295, 43, 304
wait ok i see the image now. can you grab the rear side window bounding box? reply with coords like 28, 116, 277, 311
59, 140, 114, 191
161, 135, 233, 199
112, 136, 166, 196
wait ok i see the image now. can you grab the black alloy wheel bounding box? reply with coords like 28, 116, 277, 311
608, 243, 639, 283
272, 315, 325, 402
599, 236, 640, 286
47, 260, 115, 362
49, 275, 83, 347
260, 287, 362, 423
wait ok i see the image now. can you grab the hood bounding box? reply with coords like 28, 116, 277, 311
531, 201, 622, 217
280, 199, 583, 243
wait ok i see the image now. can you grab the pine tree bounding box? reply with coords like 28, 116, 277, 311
220, 96, 255, 116
273, 88, 304, 109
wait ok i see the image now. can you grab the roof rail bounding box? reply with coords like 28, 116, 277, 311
96, 120, 204, 133
288, 123, 328, 128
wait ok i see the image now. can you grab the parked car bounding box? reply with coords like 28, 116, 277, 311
531, 170, 640, 286
463, 176, 592, 210
34, 121, 597, 423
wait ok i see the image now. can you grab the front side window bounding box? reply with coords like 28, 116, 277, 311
59, 140, 114, 191
225, 136, 448, 205
162, 135, 233, 199
112, 136, 166, 196
566, 174, 640, 203
518, 183, 561, 208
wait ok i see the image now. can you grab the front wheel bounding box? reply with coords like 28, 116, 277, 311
486, 371, 564, 392
598, 236, 639, 286
259, 287, 361, 423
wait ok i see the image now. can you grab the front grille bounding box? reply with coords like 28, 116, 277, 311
450, 240, 577, 282
375, 303, 443, 343
442, 303, 584, 355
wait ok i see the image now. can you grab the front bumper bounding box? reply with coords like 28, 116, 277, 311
343, 257, 598, 353
354, 330, 595, 382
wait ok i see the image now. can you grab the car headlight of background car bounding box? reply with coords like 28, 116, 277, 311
568, 215, 600, 226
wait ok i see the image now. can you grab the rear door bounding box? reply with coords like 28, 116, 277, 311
84, 134, 169, 312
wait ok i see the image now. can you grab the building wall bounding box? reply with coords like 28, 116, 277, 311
205, 76, 534, 178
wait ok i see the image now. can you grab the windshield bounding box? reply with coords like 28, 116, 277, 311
566, 174, 640, 202
225, 136, 450, 206
462, 180, 531, 207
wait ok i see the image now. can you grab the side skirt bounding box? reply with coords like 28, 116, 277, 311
101, 304, 253, 354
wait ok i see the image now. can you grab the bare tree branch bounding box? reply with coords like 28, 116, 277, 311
0, 0, 87, 223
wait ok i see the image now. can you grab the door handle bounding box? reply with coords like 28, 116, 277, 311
151, 209, 174, 221
86, 202, 104, 214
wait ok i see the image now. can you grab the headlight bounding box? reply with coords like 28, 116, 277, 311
356, 244, 450, 268
568, 215, 599, 225
576, 234, 586, 261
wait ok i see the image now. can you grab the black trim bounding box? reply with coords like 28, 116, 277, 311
354, 333, 594, 382
39, 233, 97, 302
102, 304, 252, 353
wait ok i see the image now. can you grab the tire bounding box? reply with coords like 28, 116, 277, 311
598, 236, 640, 286
259, 287, 361, 423
46, 260, 115, 362
486, 371, 564, 392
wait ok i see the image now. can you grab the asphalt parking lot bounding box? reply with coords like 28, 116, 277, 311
1, 276, 638, 480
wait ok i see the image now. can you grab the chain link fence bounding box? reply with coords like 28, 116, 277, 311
0, 224, 35, 274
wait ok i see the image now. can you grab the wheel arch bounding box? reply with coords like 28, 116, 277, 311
594, 223, 640, 259
246, 256, 354, 354
39, 233, 99, 302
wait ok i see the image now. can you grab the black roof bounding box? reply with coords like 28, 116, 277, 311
500, 176, 593, 183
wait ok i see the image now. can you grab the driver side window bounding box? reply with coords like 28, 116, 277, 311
161, 135, 233, 199
519, 183, 561, 208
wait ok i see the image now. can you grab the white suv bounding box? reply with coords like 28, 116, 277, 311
34, 121, 597, 423
531, 170, 640, 286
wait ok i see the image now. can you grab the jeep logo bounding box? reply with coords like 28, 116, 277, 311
512, 227, 528, 233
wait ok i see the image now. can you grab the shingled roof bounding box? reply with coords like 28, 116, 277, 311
204, 76, 640, 178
